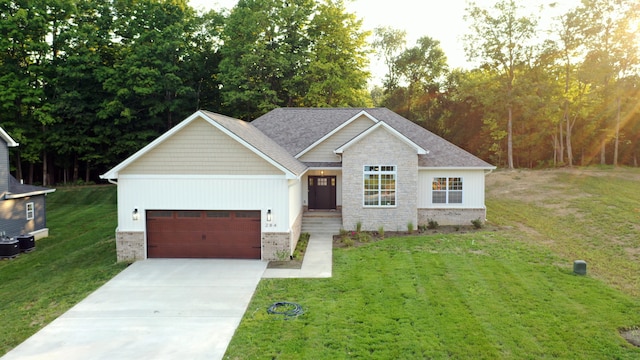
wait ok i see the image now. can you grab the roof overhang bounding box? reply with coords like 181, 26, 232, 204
417, 166, 497, 171
334, 121, 428, 155
0, 127, 19, 147
295, 110, 378, 158
5, 188, 56, 199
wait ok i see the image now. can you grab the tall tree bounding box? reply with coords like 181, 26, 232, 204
372, 26, 407, 93
303, 0, 371, 107
219, 0, 370, 119
464, 0, 538, 169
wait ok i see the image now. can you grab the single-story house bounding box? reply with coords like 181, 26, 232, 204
100, 108, 495, 262
0, 127, 56, 239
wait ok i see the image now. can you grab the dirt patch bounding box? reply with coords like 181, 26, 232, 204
620, 328, 640, 347
333, 225, 498, 248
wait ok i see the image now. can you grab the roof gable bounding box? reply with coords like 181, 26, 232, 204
100, 111, 307, 180
335, 121, 427, 155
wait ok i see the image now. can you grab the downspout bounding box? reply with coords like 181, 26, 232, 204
107, 179, 117, 185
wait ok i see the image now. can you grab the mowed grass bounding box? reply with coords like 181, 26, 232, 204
226, 168, 640, 359
0, 185, 126, 356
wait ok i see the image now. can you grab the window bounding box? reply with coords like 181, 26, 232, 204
363, 165, 396, 207
26, 202, 34, 220
432, 177, 463, 204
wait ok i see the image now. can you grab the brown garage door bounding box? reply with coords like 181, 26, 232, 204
146, 210, 261, 259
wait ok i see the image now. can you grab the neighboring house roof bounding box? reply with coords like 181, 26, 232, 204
252, 108, 495, 168
5, 176, 56, 199
0, 127, 19, 147
100, 111, 307, 180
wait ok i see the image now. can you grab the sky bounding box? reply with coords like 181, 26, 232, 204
190, 0, 582, 83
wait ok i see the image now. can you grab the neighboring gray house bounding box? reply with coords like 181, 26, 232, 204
0, 127, 55, 239
101, 108, 495, 262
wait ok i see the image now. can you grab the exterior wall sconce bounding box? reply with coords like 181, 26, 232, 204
132, 208, 140, 221
266, 209, 272, 222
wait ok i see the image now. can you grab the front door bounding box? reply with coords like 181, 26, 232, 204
308, 176, 336, 210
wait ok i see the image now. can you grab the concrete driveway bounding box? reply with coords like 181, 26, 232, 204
2, 259, 267, 360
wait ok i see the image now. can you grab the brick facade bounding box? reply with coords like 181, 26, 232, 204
342, 127, 418, 232
418, 208, 487, 226
116, 231, 145, 262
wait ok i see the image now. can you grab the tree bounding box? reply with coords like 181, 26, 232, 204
464, 0, 538, 169
219, 0, 371, 119
372, 26, 406, 92
303, 0, 371, 107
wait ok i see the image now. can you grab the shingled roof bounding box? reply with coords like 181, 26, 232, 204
252, 108, 494, 168
5, 176, 55, 199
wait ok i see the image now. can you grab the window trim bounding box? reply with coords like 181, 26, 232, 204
26, 202, 35, 220
432, 177, 463, 204
363, 165, 397, 207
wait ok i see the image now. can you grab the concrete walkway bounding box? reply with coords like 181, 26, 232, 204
262, 233, 333, 278
2, 259, 267, 360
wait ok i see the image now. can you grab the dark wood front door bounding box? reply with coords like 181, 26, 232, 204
146, 210, 261, 259
308, 176, 336, 210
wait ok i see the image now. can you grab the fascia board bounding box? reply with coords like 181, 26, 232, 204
334, 121, 428, 155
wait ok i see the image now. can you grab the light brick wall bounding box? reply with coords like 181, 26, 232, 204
418, 208, 486, 226
262, 232, 292, 260
116, 231, 145, 262
289, 209, 302, 254
342, 127, 418, 232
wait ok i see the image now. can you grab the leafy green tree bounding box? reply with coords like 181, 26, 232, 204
464, 0, 538, 169
303, 0, 371, 107
372, 26, 407, 92
219, 0, 371, 119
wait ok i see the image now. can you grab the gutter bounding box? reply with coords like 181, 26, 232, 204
5, 189, 56, 200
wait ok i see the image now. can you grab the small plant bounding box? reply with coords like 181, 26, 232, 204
471, 218, 483, 229
418, 224, 427, 232
377, 226, 385, 239
407, 221, 414, 233
275, 249, 289, 261
357, 232, 372, 243
356, 221, 362, 233
339, 228, 349, 237
427, 219, 439, 229
343, 238, 355, 247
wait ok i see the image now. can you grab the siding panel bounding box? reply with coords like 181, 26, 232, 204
299, 115, 375, 162
417, 170, 486, 208
121, 117, 282, 176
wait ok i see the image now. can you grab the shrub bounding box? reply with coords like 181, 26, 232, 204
427, 219, 439, 229
377, 226, 385, 239
357, 232, 371, 243
356, 221, 362, 233
471, 218, 483, 229
407, 221, 414, 233
343, 238, 355, 247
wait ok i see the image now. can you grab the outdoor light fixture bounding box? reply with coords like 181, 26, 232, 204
266, 209, 272, 222
132, 208, 139, 221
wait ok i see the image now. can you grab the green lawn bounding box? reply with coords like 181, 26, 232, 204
0, 185, 126, 356
225, 168, 640, 359
2, 169, 640, 358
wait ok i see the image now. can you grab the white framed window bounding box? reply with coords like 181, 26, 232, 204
432, 177, 463, 204
363, 165, 396, 207
26, 202, 35, 220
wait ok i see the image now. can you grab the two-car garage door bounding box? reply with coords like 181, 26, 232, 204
146, 210, 261, 259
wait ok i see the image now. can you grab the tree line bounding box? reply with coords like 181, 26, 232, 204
374, 0, 639, 169
1, 0, 638, 186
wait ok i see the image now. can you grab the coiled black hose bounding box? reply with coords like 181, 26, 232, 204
267, 302, 304, 318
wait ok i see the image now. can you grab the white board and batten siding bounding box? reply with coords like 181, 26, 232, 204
417, 169, 487, 208
117, 176, 291, 233
115, 116, 295, 233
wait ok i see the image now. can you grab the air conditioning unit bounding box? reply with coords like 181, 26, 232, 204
0, 237, 19, 259
17, 234, 35, 252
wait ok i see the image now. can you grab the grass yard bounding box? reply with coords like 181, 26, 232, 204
225, 168, 640, 359
0, 185, 126, 356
